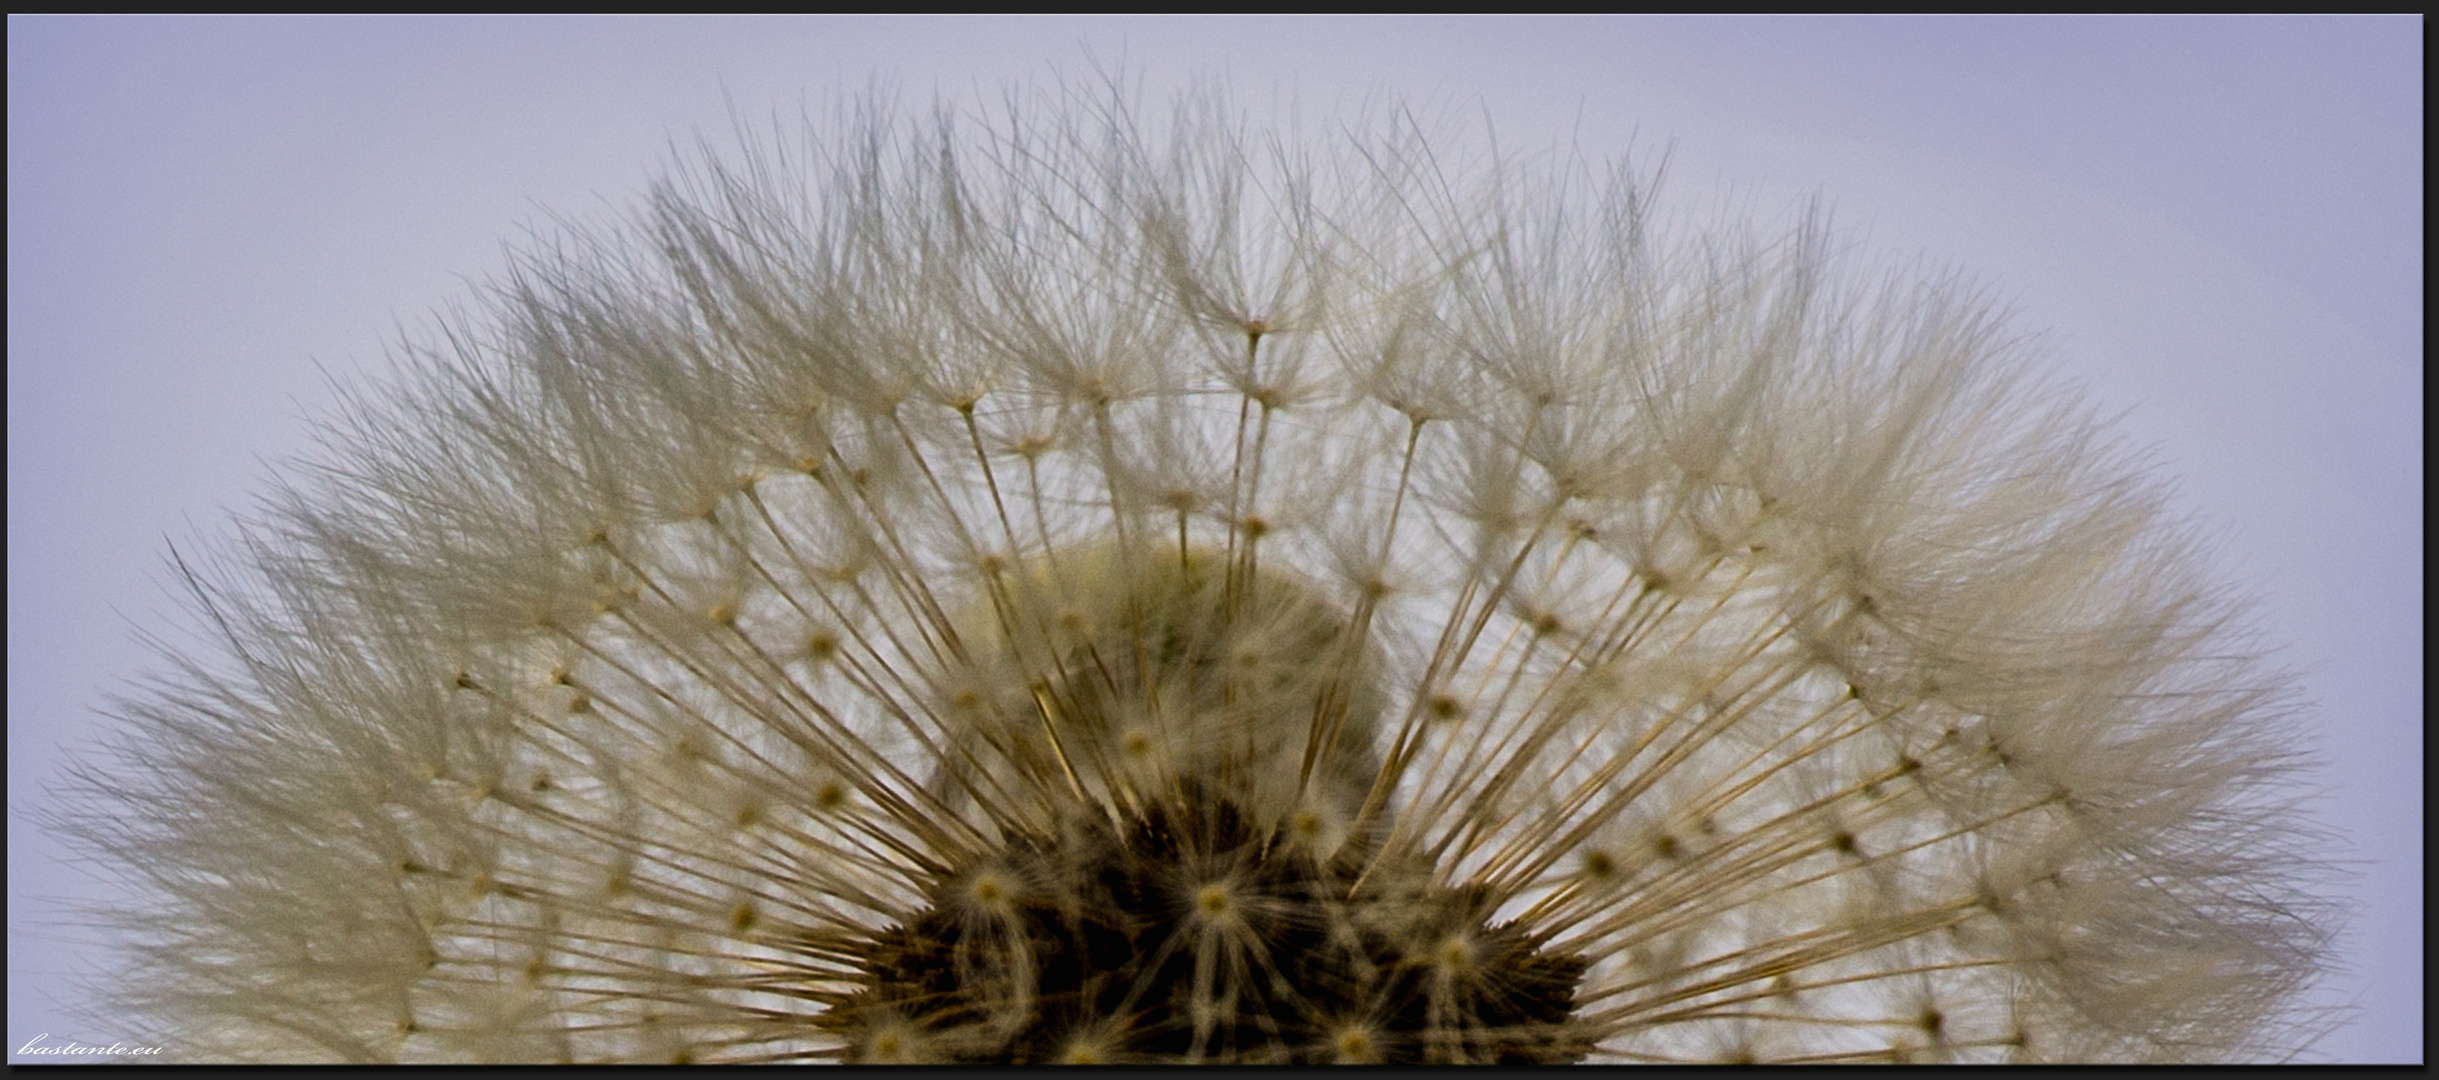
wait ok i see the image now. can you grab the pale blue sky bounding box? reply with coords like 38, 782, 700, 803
8, 16, 2419, 1062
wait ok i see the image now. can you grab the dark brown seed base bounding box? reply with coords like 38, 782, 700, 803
818, 786, 1590, 1063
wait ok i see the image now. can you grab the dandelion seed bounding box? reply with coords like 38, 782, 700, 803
54, 79, 2335, 1064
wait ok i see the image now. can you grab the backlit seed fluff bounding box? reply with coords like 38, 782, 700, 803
58, 83, 2338, 1064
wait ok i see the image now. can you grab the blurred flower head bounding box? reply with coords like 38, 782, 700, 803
59, 79, 2335, 1063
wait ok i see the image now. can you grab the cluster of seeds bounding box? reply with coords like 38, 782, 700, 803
822, 782, 1587, 1064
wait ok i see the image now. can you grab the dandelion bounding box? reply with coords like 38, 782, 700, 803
56, 81, 2335, 1064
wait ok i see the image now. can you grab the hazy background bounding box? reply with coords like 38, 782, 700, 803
9, 17, 2419, 1062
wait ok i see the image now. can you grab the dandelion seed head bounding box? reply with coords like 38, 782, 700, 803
49, 77, 2339, 1064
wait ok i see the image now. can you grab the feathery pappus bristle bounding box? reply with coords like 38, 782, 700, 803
55, 79, 2336, 1063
